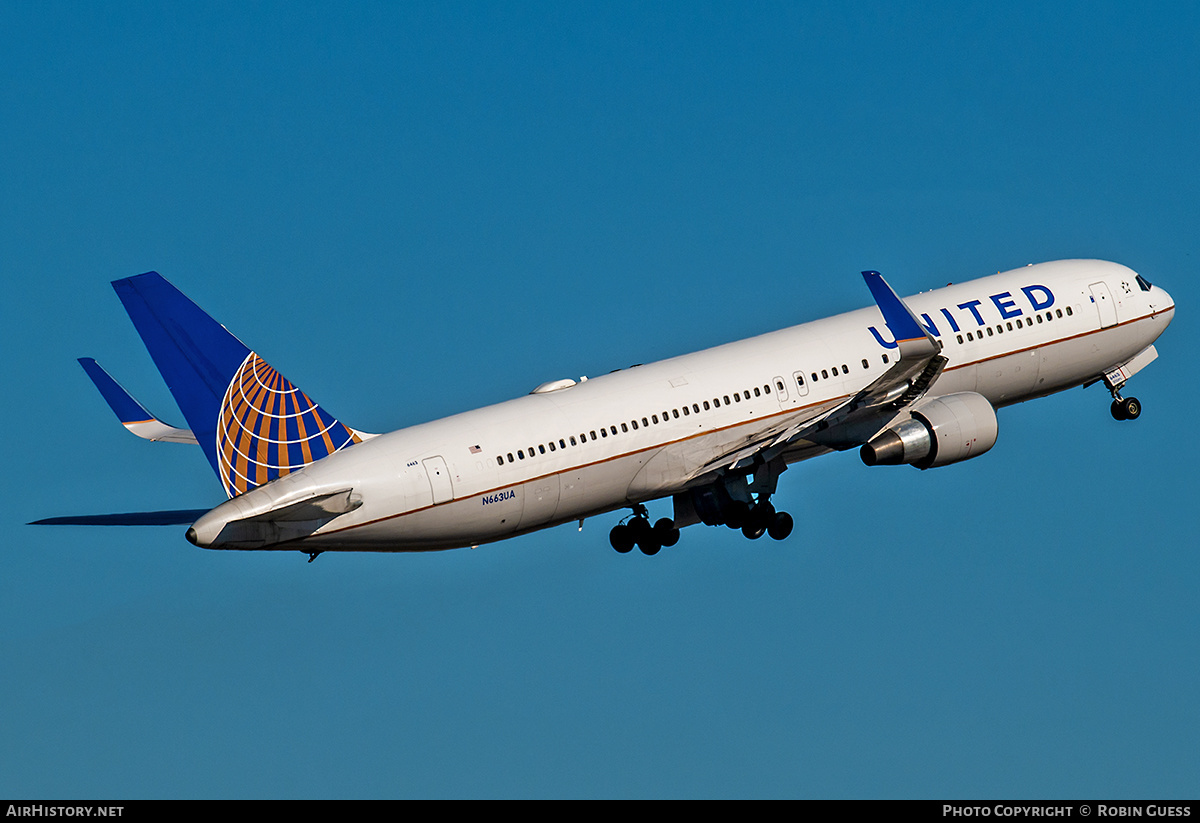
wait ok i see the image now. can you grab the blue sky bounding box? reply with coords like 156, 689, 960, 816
2, 1, 1197, 799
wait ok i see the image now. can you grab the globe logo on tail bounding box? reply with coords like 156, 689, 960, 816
216, 353, 361, 497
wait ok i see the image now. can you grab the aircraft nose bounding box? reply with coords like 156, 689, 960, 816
1154, 284, 1176, 322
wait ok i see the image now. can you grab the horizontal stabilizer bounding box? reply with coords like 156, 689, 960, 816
239, 488, 362, 523
79, 358, 198, 444
29, 509, 211, 526
188, 489, 362, 548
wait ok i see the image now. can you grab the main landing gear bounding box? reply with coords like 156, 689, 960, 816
689, 460, 793, 543
719, 498, 795, 542
609, 460, 795, 555
609, 504, 680, 555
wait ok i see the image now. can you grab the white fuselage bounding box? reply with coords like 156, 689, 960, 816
189, 259, 1174, 552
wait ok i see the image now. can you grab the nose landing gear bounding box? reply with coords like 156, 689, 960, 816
1110, 394, 1141, 421
1102, 365, 1144, 422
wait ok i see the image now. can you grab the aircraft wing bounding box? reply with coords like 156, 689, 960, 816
685, 271, 946, 480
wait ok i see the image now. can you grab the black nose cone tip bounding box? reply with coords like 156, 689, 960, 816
186, 527, 198, 545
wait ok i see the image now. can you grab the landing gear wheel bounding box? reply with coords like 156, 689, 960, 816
740, 500, 775, 540
724, 501, 749, 530
742, 521, 767, 540
1110, 396, 1142, 421
609, 524, 634, 553
767, 511, 794, 541
654, 518, 680, 548
628, 517, 661, 555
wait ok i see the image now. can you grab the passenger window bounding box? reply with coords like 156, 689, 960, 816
861, 359, 868, 369
507, 453, 514, 463
692, 404, 700, 413
703, 401, 710, 411
682, 406, 690, 416
539, 445, 546, 454
496, 456, 504, 466
518, 450, 525, 459
821, 369, 829, 379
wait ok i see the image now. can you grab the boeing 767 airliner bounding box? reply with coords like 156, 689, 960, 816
32, 259, 1174, 561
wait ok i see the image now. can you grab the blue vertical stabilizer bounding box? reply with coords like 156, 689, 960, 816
112, 272, 360, 497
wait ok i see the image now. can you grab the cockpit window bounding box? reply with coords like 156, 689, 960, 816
1136, 274, 1153, 292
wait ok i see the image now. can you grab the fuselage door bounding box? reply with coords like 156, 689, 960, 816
773, 375, 789, 403
422, 456, 454, 504
1089, 282, 1117, 329
792, 370, 810, 397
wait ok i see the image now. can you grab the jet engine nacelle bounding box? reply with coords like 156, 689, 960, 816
860, 392, 998, 469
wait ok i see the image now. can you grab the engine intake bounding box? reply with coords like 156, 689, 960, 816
860, 392, 998, 469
